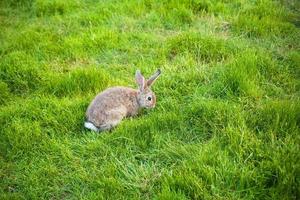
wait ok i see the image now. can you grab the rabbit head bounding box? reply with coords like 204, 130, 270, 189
135, 69, 161, 109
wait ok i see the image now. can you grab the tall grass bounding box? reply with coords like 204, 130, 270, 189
1, 0, 299, 199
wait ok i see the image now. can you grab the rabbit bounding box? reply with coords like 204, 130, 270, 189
84, 69, 161, 132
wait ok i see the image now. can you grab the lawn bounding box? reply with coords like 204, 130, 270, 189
0, 0, 299, 199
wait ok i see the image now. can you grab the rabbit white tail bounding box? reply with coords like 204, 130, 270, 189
84, 121, 99, 132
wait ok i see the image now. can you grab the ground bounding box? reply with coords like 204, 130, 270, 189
0, 0, 299, 199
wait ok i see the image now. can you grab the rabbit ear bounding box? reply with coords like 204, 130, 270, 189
146, 69, 161, 87
135, 70, 145, 91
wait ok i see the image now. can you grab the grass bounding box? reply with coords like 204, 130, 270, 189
0, 0, 299, 199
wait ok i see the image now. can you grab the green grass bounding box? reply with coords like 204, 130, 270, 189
1, 0, 299, 199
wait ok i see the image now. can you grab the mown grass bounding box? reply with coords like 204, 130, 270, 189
0, 0, 299, 199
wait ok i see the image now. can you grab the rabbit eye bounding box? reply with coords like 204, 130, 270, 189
147, 96, 152, 101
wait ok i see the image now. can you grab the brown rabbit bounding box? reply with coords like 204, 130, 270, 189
84, 69, 161, 132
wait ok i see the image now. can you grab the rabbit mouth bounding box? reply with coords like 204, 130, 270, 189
146, 104, 155, 109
